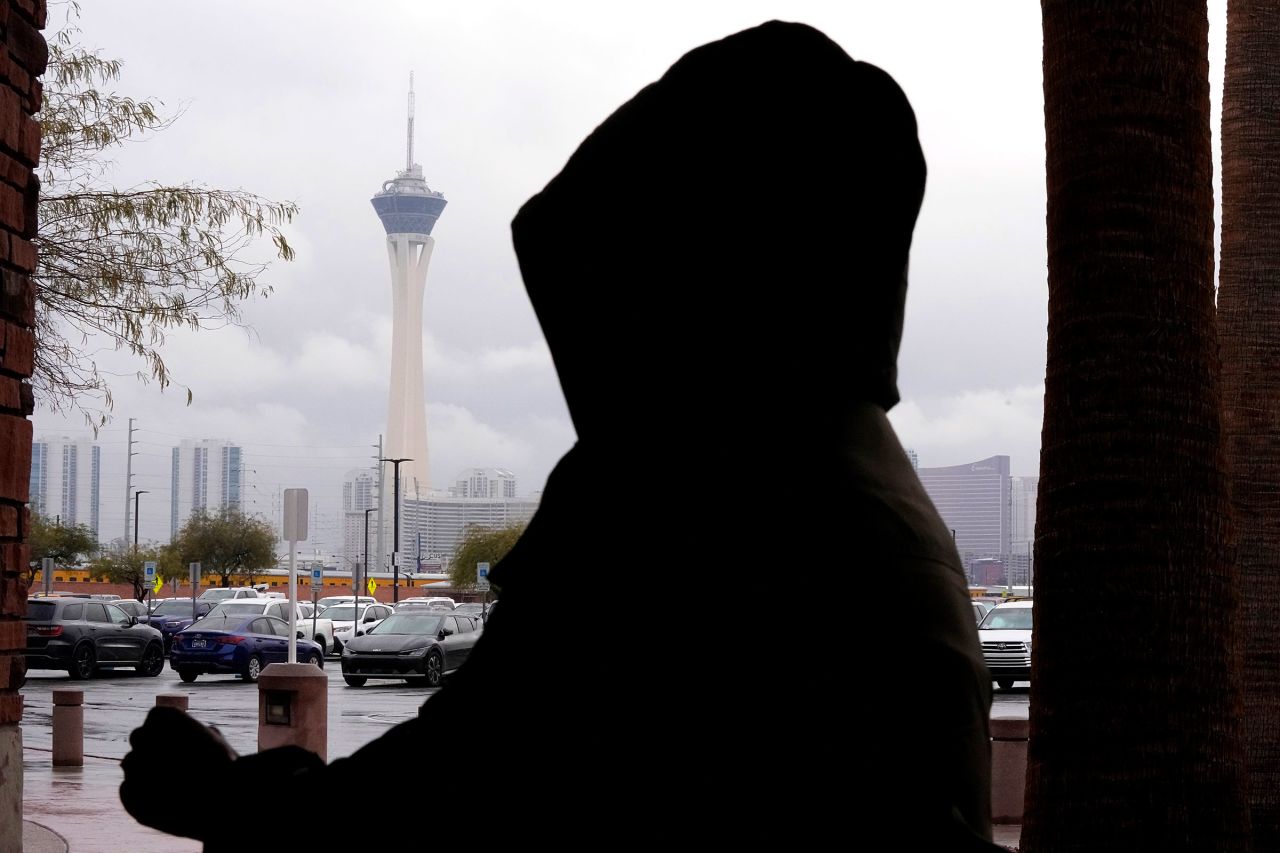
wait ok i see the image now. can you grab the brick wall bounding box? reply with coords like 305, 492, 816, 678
0, 0, 45, 716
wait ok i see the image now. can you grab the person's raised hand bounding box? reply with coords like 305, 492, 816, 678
119, 705, 236, 838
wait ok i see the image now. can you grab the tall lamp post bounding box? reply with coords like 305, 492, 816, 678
379, 458, 411, 603
363, 508, 377, 602
1026, 540, 1034, 596
132, 490, 149, 554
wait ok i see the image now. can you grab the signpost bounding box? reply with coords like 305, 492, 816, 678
310, 566, 323, 642
143, 561, 157, 610
189, 562, 201, 622
283, 489, 309, 665
41, 557, 53, 596
477, 562, 491, 621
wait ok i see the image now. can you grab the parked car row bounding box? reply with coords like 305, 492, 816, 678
23, 589, 497, 685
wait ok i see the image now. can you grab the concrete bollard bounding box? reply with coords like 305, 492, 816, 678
51, 689, 84, 767
990, 716, 1029, 823
257, 662, 327, 760
155, 694, 189, 711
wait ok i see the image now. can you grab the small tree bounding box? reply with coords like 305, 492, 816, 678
91, 544, 163, 601
448, 521, 526, 592
25, 513, 98, 585
172, 507, 276, 588
152, 542, 184, 592
36, 6, 297, 422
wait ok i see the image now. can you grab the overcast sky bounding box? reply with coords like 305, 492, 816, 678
31, 1, 1230, 555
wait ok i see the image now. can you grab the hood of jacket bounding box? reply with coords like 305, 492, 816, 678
512, 20, 926, 442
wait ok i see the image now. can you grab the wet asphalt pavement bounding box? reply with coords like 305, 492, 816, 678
17, 664, 1031, 852
19, 659, 441, 852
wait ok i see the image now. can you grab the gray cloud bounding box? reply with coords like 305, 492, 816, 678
33, 0, 1230, 550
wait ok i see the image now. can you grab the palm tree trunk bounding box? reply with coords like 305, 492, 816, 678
1025, 2, 1249, 849
1220, 2, 1280, 849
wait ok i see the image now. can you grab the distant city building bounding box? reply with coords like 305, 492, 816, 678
341, 469, 379, 571
916, 455, 1012, 581
343, 469, 376, 512
402, 494, 540, 567
29, 436, 101, 536
1009, 475, 1039, 587
170, 439, 243, 538
449, 468, 517, 499
1011, 475, 1038, 542
343, 468, 536, 571
905, 448, 919, 471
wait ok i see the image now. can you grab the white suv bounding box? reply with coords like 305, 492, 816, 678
329, 602, 394, 652
198, 588, 260, 602
205, 599, 336, 655
395, 596, 455, 611
977, 600, 1033, 690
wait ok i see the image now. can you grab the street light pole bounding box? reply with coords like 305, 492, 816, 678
1027, 540, 1034, 596
363, 508, 376, 602
132, 490, 149, 555
379, 458, 411, 604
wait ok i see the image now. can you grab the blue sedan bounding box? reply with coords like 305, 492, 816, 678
170, 614, 324, 683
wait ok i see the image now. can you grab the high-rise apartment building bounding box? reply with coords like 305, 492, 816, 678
345, 467, 538, 571
449, 468, 517, 499
1009, 475, 1039, 587
343, 469, 376, 513
170, 439, 243, 538
401, 493, 539, 567
341, 469, 378, 572
916, 455, 1012, 579
29, 436, 101, 536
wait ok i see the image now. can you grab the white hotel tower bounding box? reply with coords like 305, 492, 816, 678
371, 73, 446, 493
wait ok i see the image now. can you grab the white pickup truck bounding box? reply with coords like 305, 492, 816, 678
204, 599, 337, 655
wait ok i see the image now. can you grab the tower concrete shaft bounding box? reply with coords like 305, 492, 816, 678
383, 233, 433, 490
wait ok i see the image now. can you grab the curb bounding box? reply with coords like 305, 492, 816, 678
24, 819, 70, 853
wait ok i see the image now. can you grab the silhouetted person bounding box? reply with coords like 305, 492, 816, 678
121, 20, 999, 849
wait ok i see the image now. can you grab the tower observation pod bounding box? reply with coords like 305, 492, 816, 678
371, 72, 445, 492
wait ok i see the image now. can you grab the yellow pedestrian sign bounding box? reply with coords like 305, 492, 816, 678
152, 576, 163, 594
367, 578, 377, 595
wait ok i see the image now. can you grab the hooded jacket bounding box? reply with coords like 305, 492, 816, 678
122, 20, 997, 851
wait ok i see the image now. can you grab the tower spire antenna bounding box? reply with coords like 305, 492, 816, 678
406, 71, 415, 172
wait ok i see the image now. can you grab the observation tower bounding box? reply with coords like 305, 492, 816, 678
371, 73, 446, 491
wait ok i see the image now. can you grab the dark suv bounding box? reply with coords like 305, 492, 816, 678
25, 597, 165, 680
146, 598, 215, 652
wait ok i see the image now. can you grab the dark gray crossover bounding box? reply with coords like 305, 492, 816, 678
340, 611, 482, 687
24, 597, 165, 680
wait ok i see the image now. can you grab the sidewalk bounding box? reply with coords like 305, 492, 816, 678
23, 820, 68, 853
21, 737, 1025, 852
23, 745, 200, 853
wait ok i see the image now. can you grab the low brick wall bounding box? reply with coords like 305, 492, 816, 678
36, 580, 488, 606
